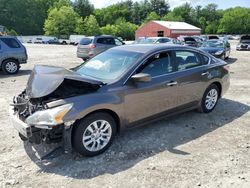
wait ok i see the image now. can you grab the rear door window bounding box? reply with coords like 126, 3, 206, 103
0, 38, 20, 48
97, 38, 115, 45
80, 38, 93, 45
175, 51, 203, 71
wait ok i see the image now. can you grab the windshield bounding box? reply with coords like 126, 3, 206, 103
76, 50, 142, 82
203, 41, 224, 48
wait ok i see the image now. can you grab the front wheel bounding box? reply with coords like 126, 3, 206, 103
199, 84, 219, 113
72, 112, 117, 156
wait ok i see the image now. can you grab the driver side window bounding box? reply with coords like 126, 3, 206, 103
137, 52, 174, 77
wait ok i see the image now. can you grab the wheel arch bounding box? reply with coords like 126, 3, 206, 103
210, 81, 222, 98
1, 58, 20, 66
72, 109, 121, 134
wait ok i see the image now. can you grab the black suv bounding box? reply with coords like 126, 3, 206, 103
0, 36, 27, 74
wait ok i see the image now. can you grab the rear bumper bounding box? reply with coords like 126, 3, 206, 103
77, 51, 90, 59
221, 74, 230, 97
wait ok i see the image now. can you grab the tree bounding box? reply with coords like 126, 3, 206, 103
170, 3, 194, 24
144, 12, 161, 23
44, 6, 80, 37
7, 29, 18, 36
115, 18, 138, 40
100, 24, 118, 36
163, 11, 183, 21
150, 0, 170, 17
73, 0, 94, 18
81, 15, 101, 36
0, 0, 55, 35
218, 7, 250, 34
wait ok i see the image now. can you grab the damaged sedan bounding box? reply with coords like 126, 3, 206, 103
10, 45, 230, 156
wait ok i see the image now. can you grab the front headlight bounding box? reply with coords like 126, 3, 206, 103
215, 50, 224, 55
26, 103, 73, 126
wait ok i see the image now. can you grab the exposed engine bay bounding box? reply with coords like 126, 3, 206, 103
11, 65, 102, 144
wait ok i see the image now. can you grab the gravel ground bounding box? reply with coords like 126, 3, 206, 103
0, 42, 250, 188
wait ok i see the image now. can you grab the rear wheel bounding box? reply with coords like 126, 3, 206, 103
199, 84, 219, 113
72, 112, 117, 156
2, 59, 20, 74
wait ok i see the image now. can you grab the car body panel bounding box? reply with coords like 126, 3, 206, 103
77, 35, 124, 59
236, 35, 250, 51
10, 44, 230, 148
0, 36, 27, 67
200, 40, 231, 59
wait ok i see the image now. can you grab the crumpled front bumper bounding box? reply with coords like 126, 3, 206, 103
9, 107, 32, 138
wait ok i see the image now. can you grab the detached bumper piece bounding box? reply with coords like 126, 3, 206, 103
10, 107, 63, 144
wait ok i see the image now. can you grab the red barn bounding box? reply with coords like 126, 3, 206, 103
135, 21, 201, 39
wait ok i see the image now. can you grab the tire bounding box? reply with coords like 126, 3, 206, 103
199, 84, 219, 113
2, 59, 20, 74
72, 112, 117, 156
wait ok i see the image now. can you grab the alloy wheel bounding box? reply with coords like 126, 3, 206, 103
205, 88, 218, 110
82, 120, 112, 152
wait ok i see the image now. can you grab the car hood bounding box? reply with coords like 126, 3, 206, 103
26, 65, 103, 98
199, 47, 224, 53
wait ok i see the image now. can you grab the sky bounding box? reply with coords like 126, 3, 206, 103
89, 0, 250, 9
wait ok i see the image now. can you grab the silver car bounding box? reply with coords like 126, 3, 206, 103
0, 36, 27, 74
77, 35, 124, 60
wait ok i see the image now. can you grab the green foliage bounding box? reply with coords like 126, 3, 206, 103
7, 29, 18, 36
73, 0, 94, 18
81, 15, 101, 36
170, 3, 195, 24
163, 12, 183, 22
52, 0, 72, 9
0, 0, 55, 35
218, 7, 250, 34
144, 12, 161, 23
1, 0, 250, 36
44, 6, 80, 37
100, 18, 138, 40
150, 0, 170, 17
115, 18, 139, 40
100, 25, 118, 36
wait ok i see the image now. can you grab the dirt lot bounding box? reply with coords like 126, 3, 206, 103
0, 42, 250, 188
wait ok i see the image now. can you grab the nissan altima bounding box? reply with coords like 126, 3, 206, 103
10, 44, 230, 156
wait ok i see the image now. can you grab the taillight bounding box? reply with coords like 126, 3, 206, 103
88, 44, 96, 49
223, 65, 230, 72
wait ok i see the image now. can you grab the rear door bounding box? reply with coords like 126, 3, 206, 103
171, 50, 208, 105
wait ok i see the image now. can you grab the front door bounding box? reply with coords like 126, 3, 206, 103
124, 51, 180, 125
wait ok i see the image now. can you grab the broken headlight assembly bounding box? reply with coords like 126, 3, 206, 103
25, 103, 73, 127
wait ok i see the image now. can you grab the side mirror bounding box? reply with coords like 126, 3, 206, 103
131, 73, 151, 83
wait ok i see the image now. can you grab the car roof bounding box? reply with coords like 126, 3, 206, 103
113, 44, 198, 54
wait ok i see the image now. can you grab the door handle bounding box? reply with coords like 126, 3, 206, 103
166, 81, 178, 86
201, 71, 209, 76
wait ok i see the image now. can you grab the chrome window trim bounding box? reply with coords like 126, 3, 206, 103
123, 48, 211, 85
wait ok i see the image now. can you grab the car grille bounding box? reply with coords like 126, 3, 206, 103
12, 91, 45, 121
